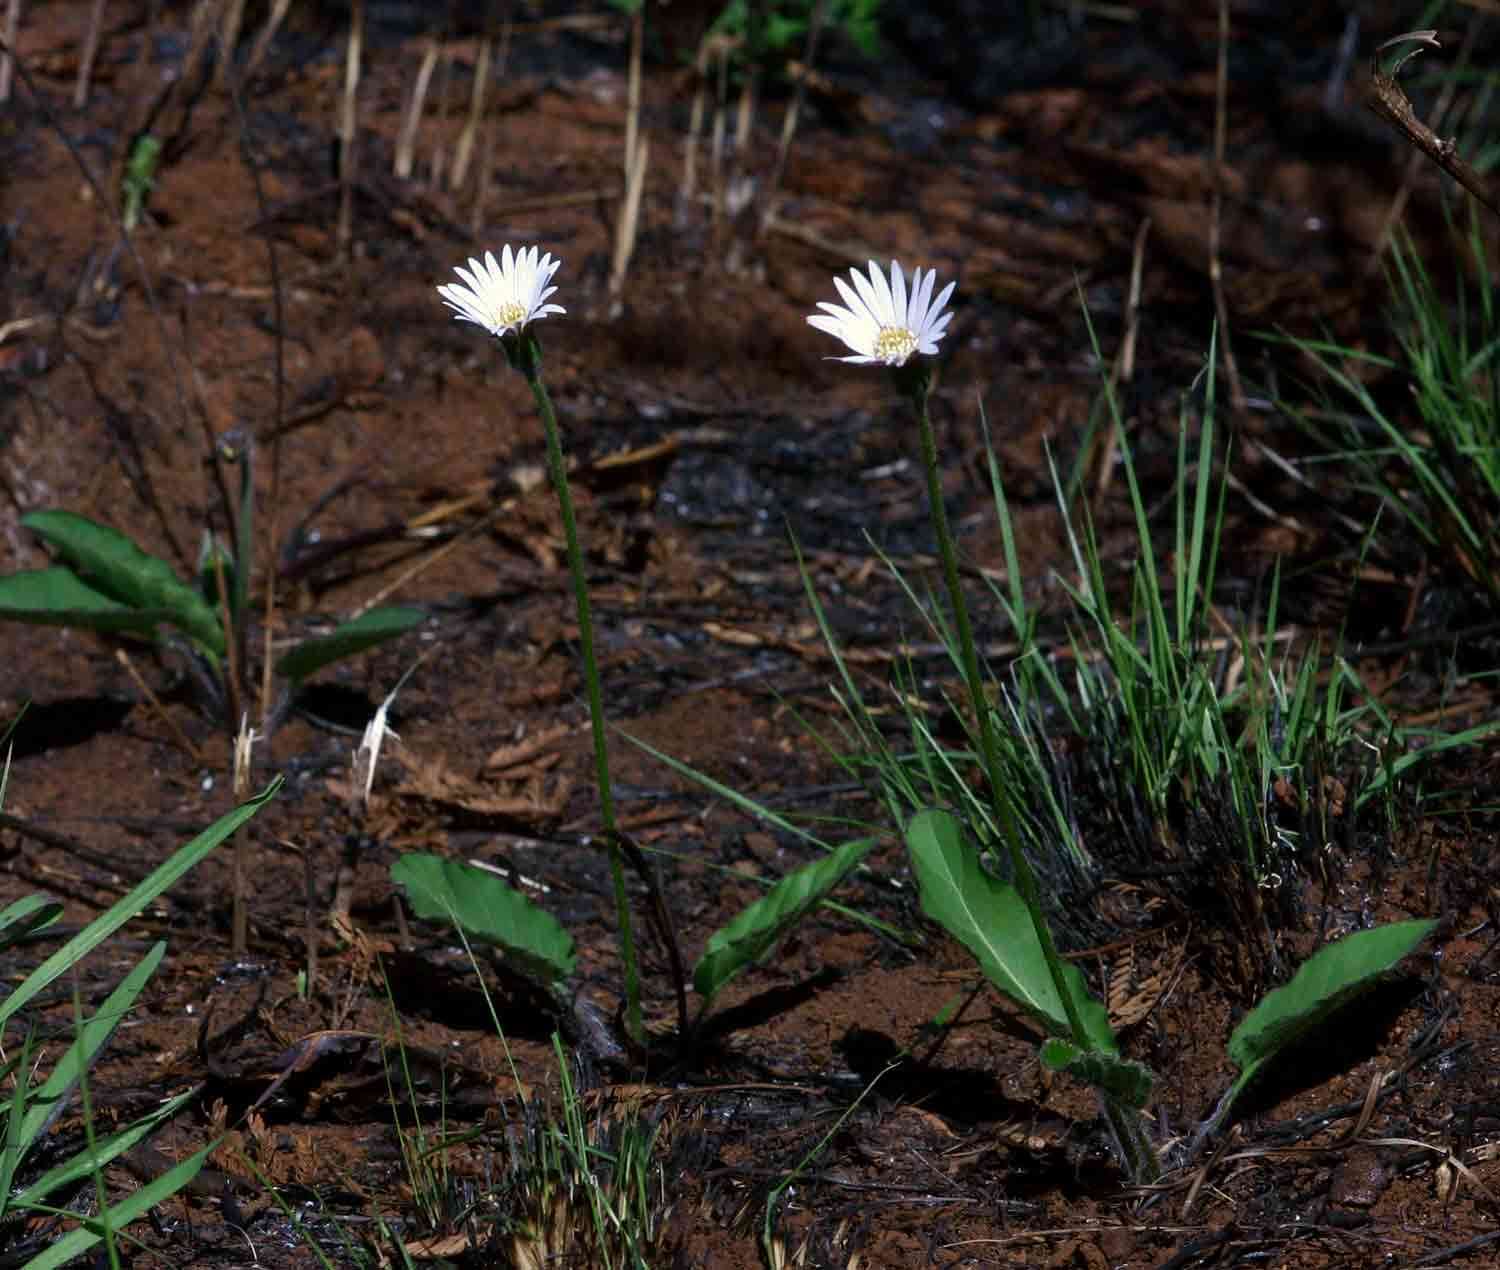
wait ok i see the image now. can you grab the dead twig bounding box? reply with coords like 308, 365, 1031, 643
115, 648, 205, 764
1365, 22, 1483, 274
1363, 30, 1500, 222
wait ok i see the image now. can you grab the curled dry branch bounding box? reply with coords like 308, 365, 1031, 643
1363, 29, 1500, 222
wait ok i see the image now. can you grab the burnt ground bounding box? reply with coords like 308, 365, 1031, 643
2, 1, 1500, 1266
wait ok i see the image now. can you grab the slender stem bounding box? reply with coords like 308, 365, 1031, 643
907, 374, 1089, 1047
518, 332, 642, 1045
909, 373, 1158, 1182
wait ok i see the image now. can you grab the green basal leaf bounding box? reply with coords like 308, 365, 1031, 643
0, 568, 172, 635
1227, 918, 1437, 1095
391, 853, 577, 989
21, 510, 224, 655
275, 605, 426, 682
906, 809, 1115, 1052
1040, 1037, 1156, 1109
694, 837, 876, 1003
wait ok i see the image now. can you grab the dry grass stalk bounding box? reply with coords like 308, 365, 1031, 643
394, 37, 441, 179
1208, 0, 1247, 417
0, 0, 20, 103
624, 3, 643, 182
450, 34, 492, 190
240, 0, 290, 84
609, 135, 650, 299
1092, 215, 1151, 508
337, 0, 365, 258
216, 0, 245, 88
73, 0, 106, 108
427, 31, 460, 190
115, 648, 205, 763
470, 14, 513, 234
709, 37, 731, 232
230, 712, 257, 956
676, 33, 714, 226
758, 0, 831, 240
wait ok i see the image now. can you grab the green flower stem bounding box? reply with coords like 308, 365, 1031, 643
902, 365, 1089, 1048
515, 331, 642, 1045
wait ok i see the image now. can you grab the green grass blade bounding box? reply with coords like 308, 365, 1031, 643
694, 837, 876, 1003
275, 605, 426, 682
20, 1140, 215, 1270
905, 809, 1114, 1050
17, 944, 165, 1153
0, 895, 63, 950
0, 1029, 35, 1209
1227, 918, 1437, 1096
391, 853, 576, 988
21, 511, 224, 656
0, 779, 279, 1032
12, 1091, 193, 1209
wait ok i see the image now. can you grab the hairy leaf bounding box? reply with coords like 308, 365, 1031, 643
1228, 918, 1436, 1094
276, 605, 425, 682
22, 510, 224, 655
694, 837, 875, 1003
1040, 1037, 1155, 1108
906, 809, 1114, 1051
391, 853, 576, 988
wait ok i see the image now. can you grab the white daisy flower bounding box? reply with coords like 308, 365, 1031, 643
437, 245, 565, 339
807, 260, 956, 367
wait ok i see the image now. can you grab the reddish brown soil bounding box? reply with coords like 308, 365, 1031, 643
3, 2, 1500, 1268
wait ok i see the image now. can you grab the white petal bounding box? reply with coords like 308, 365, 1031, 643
890, 261, 908, 324
832, 274, 874, 325
850, 264, 887, 325
908, 267, 935, 329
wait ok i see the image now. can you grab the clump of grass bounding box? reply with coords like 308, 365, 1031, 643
496, 1040, 666, 1270
1285, 221, 1500, 611
811, 329, 1492, 965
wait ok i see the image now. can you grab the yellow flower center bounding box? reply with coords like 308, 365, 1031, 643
491, 300, 528, 329
874, 325, 917, 365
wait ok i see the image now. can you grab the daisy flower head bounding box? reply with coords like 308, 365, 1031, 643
807, 260, 956, 367
437, 245, 565, 340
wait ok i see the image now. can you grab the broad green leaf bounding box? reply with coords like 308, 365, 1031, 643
694, 837, 876, 1003
0, 895, 62, 950
21, 511, 224, 655
0, 778, 279, 1032
906, 809, 1115, 1052
391, 854, 576, 988
1040, 1037, 1156, 1109
0, 568, 170, 635
20, 1140, 215, 1270
275, 605, 426, 682
1226, 918, 1437, 1098
17, 943, 164, 1154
